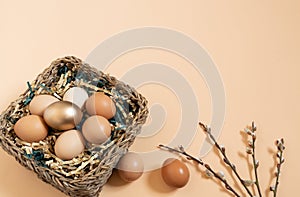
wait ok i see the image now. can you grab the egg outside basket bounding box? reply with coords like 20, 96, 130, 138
0, 56, 148, 197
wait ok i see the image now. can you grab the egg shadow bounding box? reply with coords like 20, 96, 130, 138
106, 169, 128, 187
147, 169, 176, 194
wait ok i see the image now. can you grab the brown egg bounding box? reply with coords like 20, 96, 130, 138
117, 152, 144, 182
54, 130, 85, 160
29, 94, 60, 116
14, 115, 48, 143
161, 158, 190, 188
43, 101, 83, 130
85, 92, 116, 119
82, 115, 111, 144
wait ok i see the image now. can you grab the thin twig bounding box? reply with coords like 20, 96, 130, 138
199, 122, 254, 197
273, 152, 282, 197
271, 139, 285, 197
248, 122, 263, 197
158, 144, 241, 197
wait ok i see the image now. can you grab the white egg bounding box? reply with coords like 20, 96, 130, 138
63, 87, 88, 108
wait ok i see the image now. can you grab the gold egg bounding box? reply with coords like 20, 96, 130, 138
43, 101, 83, 130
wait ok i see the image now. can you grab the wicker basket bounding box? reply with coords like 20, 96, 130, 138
0, 56, 148, 197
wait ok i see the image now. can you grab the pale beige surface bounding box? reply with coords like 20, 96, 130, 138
0, 0, 299, 196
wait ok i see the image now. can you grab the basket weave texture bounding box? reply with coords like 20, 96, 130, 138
0, 56, 148, 197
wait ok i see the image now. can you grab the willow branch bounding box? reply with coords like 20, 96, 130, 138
199, 122, 254, 197
270, 139, 285, 197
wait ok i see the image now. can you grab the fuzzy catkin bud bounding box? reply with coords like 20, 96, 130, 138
205, 169, 213, 178
243, 180, 254, 187
246, 147, 253, 154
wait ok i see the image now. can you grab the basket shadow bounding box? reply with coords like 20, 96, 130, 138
0, 149, 64, 197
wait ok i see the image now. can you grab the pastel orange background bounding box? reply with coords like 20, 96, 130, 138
0, 1, 299, 197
